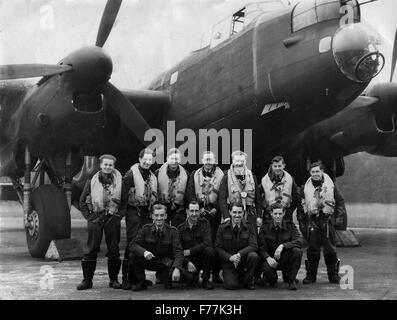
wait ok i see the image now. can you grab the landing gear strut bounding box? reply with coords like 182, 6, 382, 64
21, 147, 72, 258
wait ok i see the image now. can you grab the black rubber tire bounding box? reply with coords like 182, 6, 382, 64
26, 185, 71, 258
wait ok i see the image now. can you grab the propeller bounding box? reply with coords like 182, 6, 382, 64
102, 83, 164, 153
390, 29, 397, 82
0, 0, 159, 151
0, 64, 72, 81
96, 0, 122, 48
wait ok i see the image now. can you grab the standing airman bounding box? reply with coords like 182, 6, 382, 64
218, 150, 262, 228
157, 148, 188, 227
186, 150, 224, 283
77, 154, 124, 291
302, 161, 343, 284
121, 148, 157, 290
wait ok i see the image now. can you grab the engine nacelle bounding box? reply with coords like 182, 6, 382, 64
369, 83, 397, 133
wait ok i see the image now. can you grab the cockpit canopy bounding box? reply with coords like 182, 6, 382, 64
210, 1, 288, 48
292, 0, 360, 32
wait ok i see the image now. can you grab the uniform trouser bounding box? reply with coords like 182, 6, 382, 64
222, 252, 259, 290
83, 217, 120, 261
180, 247, 215, 284
204, 214, 222, 276
130, 254, 173, 285
123, 207, 151, 260
261, 248, 302, 284
307, 219, 337, 257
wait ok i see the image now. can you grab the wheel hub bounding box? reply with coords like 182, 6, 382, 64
26, 210, 39, 238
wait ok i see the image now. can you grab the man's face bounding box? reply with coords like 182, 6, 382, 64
202, 153, 215, 171
186, 203, 200, 224
139, 153, 153, 170
271, 160, 285, 176
100, 158, 115, 174
152, 209, 167, 228
167, 153, 181, 170
310, 166, 324, 181
232, 155, 246, 169
230, 206, 243, 225
271, 208, 285, 224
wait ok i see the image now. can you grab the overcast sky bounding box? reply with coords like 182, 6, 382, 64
0, 0, 396, 88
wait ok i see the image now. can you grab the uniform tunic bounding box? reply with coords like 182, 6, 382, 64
177, 218, 215, 283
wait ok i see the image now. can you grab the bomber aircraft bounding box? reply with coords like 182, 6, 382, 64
0, 0, 396, 257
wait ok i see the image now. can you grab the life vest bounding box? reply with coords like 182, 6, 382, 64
304, 173, 335, 215
227, 165, 256, 207
261, 170, 293, 208
158, 164, 188, 205
194, 166, 224, 205
91, 169, 122, 214
128, 164, 157, 207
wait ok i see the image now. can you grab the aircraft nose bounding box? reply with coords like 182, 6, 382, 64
332, 23, 385, 83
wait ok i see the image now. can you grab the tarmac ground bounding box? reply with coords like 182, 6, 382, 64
0, 201, 396, 300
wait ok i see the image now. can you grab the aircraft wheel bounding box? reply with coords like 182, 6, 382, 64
25, 185, 71, 258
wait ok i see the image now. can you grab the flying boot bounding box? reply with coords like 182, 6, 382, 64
324, 253, 341, 284
302, 253, 320, 284
76, 260, 96, 290
108, 259, 122, 289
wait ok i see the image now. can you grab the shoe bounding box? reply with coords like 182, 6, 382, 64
255, 277, 268, 287
288, 281, 298, 291
325, 254, 341, 284
76, 279, 92, 290
145, 279, 153, 287
245, 279, 255, 290
107, 259, 122, 289
122, 280, 131, 290
302, 259, 318, 284
212, 274, 223, 284
202, 280, 214, 290
109, 279, 122, 289
132, 282, 147, 292
76, 260, 96, 291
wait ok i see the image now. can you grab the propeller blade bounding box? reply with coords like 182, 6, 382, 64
0, 64, 72, 80
102, 82, 163, 152
390, 29, 397, 82
95, 0, 122, 48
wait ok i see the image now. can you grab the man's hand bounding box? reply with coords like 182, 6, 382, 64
229, 253, 241, 268
172, 268, 181, 282
184, 250, 191, 257
143, 251, 155, 260
222, 217, 231, 223
266, 257, 278, 268
274, 244, 284, 260
209, 208, 217, 216
187, 262, 197, 273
